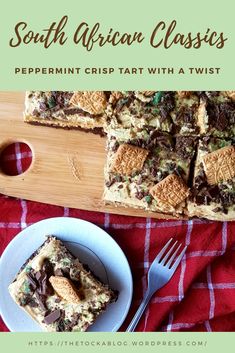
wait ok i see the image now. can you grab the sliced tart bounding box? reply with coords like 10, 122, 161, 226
103, 127, 196, 217
9, 236, 117, 332
105, 91, 174, 133
170, 91, 200, 135
24, 91, 109, 135
188, 137, 235, 221
197, 91, 235, 137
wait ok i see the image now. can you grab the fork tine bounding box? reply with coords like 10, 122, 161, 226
165, 244, 182, 268
154, 238, 173, 262
160, 241, 178, 265
171, 245, 187, 271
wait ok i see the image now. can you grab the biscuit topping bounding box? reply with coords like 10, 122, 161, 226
141, 91, 155, 96
225, 91, 235, 101
202, 145, 235, 185
177, 91, 192, 99
109, 91, 123, 104
49, 276, 83, 304
150, 174, 190, 207
70, 91, 107, 115
110, 143, 149, 176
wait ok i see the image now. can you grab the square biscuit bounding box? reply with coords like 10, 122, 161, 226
49, 276, 83, 304
150, 174, 190, 208
70, 91, 107, 115
202, 145, 235, 185
110, 143, 149, 176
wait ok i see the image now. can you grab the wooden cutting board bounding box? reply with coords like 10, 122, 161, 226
0, 92, 177, 219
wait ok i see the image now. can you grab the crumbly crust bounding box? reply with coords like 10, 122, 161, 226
24, 115, 106, 136
188, 202, 235, 221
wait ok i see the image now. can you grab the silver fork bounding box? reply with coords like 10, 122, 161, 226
126, 238, 187, 332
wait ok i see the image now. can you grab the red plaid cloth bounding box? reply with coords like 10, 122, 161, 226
1, 143, 235, 332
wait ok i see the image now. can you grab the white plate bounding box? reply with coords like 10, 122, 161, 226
0, 217, 133, 332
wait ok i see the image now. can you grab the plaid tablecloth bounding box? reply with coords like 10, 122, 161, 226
1, 143, 235, 332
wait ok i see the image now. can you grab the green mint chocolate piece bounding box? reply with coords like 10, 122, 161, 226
48, 96, 56, 109
152, 92, 162, 105
145, 195, 152, 204
25, 265, 32, 273
23, 280, 31, 294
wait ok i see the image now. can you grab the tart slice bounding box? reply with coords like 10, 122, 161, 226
8, 236, 117, 332
170, 91, 201, 135
105, 91, 174, 133
103, 127, 196, 216
24, 91, 109, 135
188, 137, 235, 221
197, 91, 235, 137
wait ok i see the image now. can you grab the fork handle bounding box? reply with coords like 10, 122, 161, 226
126, 293, 152, 332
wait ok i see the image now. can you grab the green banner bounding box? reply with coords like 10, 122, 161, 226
1, 332, 235, 353
0, 0, 234, 89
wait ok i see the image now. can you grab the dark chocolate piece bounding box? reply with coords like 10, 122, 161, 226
44, 309, 61, 325
26, 274, 37, 290
158, 91, 175, 120
207, 101, 235, 132
35, 292, 47, 311
54, 268, 64, 277
175, 136, 197, 160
